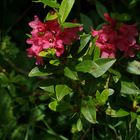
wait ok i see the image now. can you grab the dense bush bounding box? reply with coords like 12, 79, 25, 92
1, 0, 140, 140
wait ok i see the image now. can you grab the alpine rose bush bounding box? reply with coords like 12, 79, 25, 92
26, 15, 82, 65
2, 0, 140, 139
92, 13, 140, 58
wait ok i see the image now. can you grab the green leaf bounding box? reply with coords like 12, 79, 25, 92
48, 100, 58, 111
121, 81, 140, 95
45, 12, 58, 21
92, 58, 116, 77
76, 119, 83, 132
55, 85, 73, 101
11, 126, 26, 140
39, 48, 56, 57
106, 107, 129, 117
115, 109, 129, 117
28, 67, 52, 77
71, 124, 78, 133
59, 0, 75, 23
93, 46, 100, 60
127, 60, 140, 75
8, 84, 16, 96
38, 51, 48, 57
129, 0, 139, 8
76, 58, 116, 78
48, 100, 71, 111
64, 67, 78, 80
12, 75, 24, 83
75, 60, 99, 73
34, 0, 60, 8
40, 85, 55, 93
96, 89, 109, 106
80, 13, 93, 32
136, 116, 140, 130
32, 105, 45, 121
78, 34, 91, 53
49, 59, 60, 66
95, 90, 101, 102
81, 97, 96, 124
130, 112, 137, 123
108, 88, 114, 96
95, 1, 108, 20
111, 13, 131, 21
95, 58, 116, 67
61, 22, 82, 28
109, 69, 121, 83
0, 72, 9, 84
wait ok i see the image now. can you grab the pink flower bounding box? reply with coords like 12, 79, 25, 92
104, 13, 116, 27
60, 27, 82, 45
26, 15, 82, 65
28, 15, 46, 36
92, 13, 140, 58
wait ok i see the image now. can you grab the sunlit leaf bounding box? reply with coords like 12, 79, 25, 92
78, 34, 91, 53
96, 89, 109, 106
29, 67, 52, 77
34, 0, 60, 8
121, 81, 140, 95
59, 0, 75, 23
40, 85, 55, 93
76, 119, 83, 131
64, 67, 78, 80
61, 22, 82, 28
81, 97, 96, 124
55, 85, 73, 101
106, 108, 129, 118
136, 116, 140, 130
45, 12, 58, 21
127, 60, 140, 75
49, 100, 58, 111
76, 58, 116, 77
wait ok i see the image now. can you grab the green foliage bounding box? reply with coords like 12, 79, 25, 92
80, 13, 93, 32
64, 67, 78, 80
29, 67, 52, 77
96, 89, 109, 106
111, 13, 131, 21
1, 0, 140, 139
76, 58, 116, 78
61, 22, 82, 28
121, 81, 140, 95
127, 60, 140, 75
45, 12, 58, 21
106, 107, 129, 118
81, 97, 96, 124
0, 36, 19, 58
55, 85, 72, 101
78, 34, 91, 53
59, 0, 75, 23
95, 1, 108, 20
34, 0, 60, 8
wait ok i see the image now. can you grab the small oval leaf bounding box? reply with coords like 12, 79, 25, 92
56, 85, 73, 101
28, 67, 52, 77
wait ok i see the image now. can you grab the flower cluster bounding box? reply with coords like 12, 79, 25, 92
26, 16, 82, 65
92, 13, 140, 58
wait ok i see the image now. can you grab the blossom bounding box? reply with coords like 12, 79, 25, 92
92, 13, 140, 58
26, 15, 82, 65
